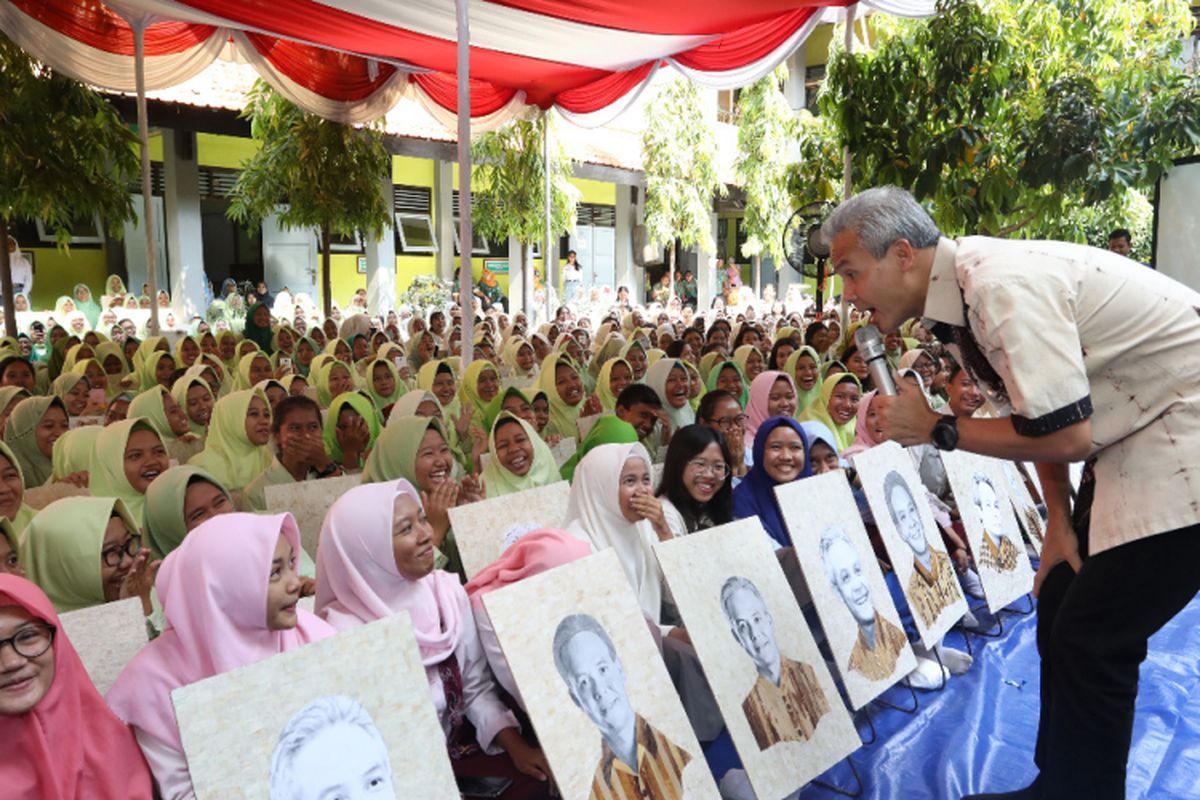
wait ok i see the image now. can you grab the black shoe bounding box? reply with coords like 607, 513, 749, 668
961, 779, 1040, 800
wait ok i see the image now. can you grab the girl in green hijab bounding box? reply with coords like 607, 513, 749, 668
93, 341, 131, 397
235, 350, 273, 392
482, 412, 560, 498
0, 440, 36, 535
20, 496, 144, 613
594, 357, 634, 413
364, 356, 406, 413
128, 386, 200, 458
537, 352, 595, 441
558, 415, 639, 482
705, 359, 750, 408
799, 372, 863, 452
51, 426, 99, 484
323, 391, 380, 471
0, 386, 29, 432
482, 385, 533, 432
143, 466, 233, 560
174, 335, 202, 369
89, 418, 169, 524
618, 339, 649, 383
292, 335, 318, 378
784, 345, 824, 418
458, 359, 501, 421
3, 396, 68, 487
72, 283, 102, 329
51, 373, 92, 418
315, 359, 356, 408
137, 350, 176, 392
172, 372, 214, 436
243, 302, 274, 354
187, 388, 275, 492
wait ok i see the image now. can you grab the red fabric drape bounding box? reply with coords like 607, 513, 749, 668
244, 33, 399, 103
672, 8, 820, 71
554, 61, 657, 114
10, 0, 216, 56
411, 72, 517, 117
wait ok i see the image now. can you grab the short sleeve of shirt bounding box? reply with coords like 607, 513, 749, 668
964, 274, 1093, 436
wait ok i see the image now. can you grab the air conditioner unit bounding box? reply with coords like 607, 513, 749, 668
633, 224, 664, 267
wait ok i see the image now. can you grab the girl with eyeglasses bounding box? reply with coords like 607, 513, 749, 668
0, 574, 155, 798
656, 425, 734, 536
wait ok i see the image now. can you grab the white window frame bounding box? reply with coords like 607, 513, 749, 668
452, 218, 491, 256
36, 214, 104, 245
319, 230, 365, 253
395, 212, 438, 254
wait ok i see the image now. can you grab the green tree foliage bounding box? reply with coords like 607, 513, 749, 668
643, 77, 724, 296
735, 65, 799, 291
227, 81, 392, 317
0, 35, 138, 335
471, 112, 579, 312
793, 0, 1200, 240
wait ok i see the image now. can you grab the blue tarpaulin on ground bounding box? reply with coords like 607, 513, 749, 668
704, 592, 1200, 799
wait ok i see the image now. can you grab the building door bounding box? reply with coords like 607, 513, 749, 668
261, 211, 318, 301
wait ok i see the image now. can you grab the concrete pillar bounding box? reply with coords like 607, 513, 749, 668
365, 174, 396, 316
697, 211, 719, 311
434, 159, 455, 281
506, 236, 525, 316
161, 129, 206, 320
615, 183, 635, 298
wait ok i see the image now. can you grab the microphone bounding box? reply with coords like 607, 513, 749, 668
855, 325, 897, 396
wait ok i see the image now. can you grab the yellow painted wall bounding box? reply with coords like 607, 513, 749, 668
26, 246, 109, 309
197, 133, 260, 169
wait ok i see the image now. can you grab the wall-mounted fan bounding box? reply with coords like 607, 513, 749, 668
782, 204, 832, 312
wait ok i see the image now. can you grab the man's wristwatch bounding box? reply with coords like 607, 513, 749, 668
930, 415, 959, 451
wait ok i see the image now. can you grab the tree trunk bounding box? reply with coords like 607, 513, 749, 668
0, 219, 14, 338
321, 223, 333, 320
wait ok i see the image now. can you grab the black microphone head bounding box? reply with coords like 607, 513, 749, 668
855, 324, 886, 361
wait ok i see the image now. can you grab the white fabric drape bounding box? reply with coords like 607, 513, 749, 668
667, 11, 828, 92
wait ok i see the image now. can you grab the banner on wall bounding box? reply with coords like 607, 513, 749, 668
483, 259, 509, 275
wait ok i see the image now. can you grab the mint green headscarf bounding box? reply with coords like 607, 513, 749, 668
187, 388, 274, 491
323, 391, 382, 467
143, 465, 232, 560
482, 412, 560, 498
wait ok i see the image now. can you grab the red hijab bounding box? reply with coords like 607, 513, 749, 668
0, 575, 153, 799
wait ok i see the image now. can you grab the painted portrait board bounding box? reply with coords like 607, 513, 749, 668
654, 519, 859, 798
264, 473, 362, 558
447, 480, 572, 579
775, 472, 917, 709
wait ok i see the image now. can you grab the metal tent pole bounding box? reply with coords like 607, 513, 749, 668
134, 23, 160, 336
455, 0, 473, 366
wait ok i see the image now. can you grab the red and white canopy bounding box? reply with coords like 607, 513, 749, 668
0, 0, 934, 127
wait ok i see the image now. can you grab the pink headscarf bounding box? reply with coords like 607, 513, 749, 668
744, 370, 798, 450
841, 389, 879, 460
464, 529, 592, 612
106, 513, 334, 750
314, 479, 465, 666
0, 575, 154, 800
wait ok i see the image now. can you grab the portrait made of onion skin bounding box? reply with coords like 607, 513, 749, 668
269, 695, 395, 800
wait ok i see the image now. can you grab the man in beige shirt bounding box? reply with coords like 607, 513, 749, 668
825, 186, 1200, 800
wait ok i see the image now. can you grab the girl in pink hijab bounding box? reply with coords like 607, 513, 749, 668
106, 513, 333, 799
314, 479, 553, 793
743, 369, 800, 451
463, 529, 592, 708
842, 388, 882, 460
0, 574, 154, 799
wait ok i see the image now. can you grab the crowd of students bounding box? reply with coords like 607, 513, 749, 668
0, 281, 1028, 798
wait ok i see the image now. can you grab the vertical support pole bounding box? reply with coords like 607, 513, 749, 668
135, 24, 160, 336
543, 110, 554, 319
455, 0, 473, 366
838, 3, 858, 330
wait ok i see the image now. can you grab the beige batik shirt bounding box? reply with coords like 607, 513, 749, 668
923, 237, 1200, 555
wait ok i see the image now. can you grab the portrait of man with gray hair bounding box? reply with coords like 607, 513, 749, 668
971, 472, 1019, 573
720, 576, 830, 751
819, 525, 907, 681
269, 695, 394, 800
883, 470, 962, 627
552, 613, 692, 800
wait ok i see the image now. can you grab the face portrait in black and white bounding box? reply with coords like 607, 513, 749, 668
553, 614, 636, 759
972, 474, 1006, 540
883, 470, 928, 558
721, 577, 781, 682
269, 695, 394, 800
819, 526, 874, 629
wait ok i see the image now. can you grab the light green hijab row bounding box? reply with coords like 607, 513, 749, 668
0, 440, 35, 535
417, 359, 462, 420
705, 359, 750, 408
128, 386, 181, 442
143, 465, 232, 560
172, 372, 214, 436
19, 496, 139, 613
89, 418, 164, 524
315, 359, 354, 408
138, 349, 175, 391
187, 388, 274, 491
362, 415, 445, 486
51, 425, 100, 481
323, 391, 382, 466
363, 356, 406, 410
537, 352, 583, 440
3, 396, 64, 488
482, 412, 560, 499
51, 373, 87, 410
235, 350, 272, 391
784, 345, 824, 418
799, 372, 862, 452
558, 414, 639, 483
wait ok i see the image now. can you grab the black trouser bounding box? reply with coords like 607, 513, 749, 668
1032, 522, 1200, 799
